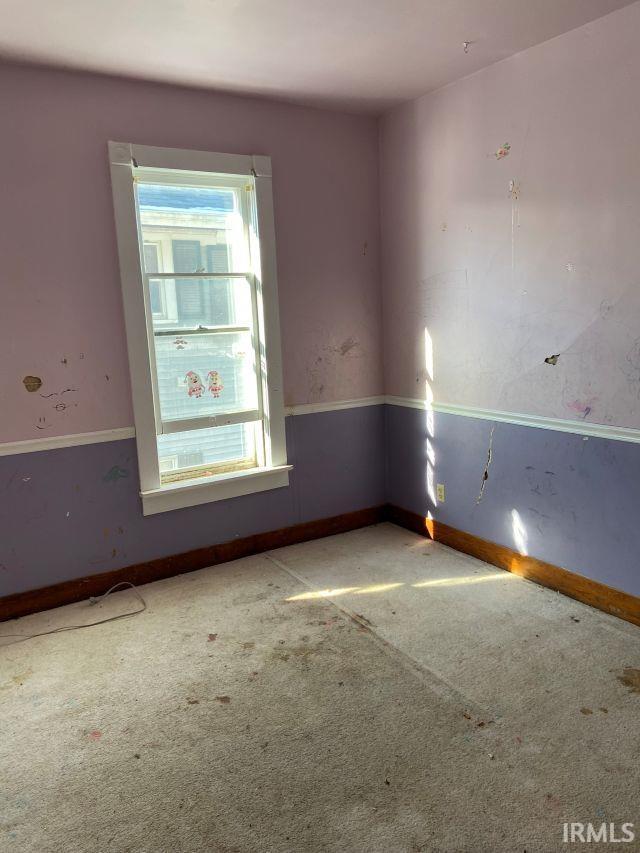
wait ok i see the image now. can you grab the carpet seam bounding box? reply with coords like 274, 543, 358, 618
262, 551, 488, 716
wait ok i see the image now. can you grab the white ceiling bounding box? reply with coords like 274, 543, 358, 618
0, 0, 635, 113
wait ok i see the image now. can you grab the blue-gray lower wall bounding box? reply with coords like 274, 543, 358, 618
0, 406, 385, 597
4, 402, 639, 602
385, 404, 640, 599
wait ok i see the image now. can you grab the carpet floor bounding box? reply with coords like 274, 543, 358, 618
1, 522, 639, 852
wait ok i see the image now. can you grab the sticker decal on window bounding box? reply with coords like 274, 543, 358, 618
185, 370, 204, 398
207, 370, 224, 398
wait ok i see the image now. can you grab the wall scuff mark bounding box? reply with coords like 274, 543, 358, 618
103, 465, 129, 483
567, 398, 596, 419
495, 142, 511, 160
338, 337, 360, 356
476, 426, 495, 504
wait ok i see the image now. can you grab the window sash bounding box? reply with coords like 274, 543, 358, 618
152, 325, 251, 336
144, 272, 251, 279
161, 454, 257, 485
109, 142, 288, 513
160, 408, 261, 435
144, 269, 264, 441
134, 167, 258, 447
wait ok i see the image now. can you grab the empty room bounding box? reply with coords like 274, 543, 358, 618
1, 1, 639, 850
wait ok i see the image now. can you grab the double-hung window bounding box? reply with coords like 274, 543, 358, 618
108, 142, 290, 515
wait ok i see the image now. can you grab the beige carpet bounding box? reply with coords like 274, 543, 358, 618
1, 522, 639, 852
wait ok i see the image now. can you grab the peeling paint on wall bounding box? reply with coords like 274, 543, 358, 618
22, 376, 42, 393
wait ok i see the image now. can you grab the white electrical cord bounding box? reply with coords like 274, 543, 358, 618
0, 582, 146, 646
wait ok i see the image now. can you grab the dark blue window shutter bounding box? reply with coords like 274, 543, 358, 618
144, 244, 163, 314
206, 244, 232, 325
173, 240, 204, 324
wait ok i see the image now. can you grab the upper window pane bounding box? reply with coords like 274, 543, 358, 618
149, 275, 253, 331
136, 182, 250, 273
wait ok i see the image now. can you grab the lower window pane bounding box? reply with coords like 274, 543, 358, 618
157, 422, 257, 484
154, 331, 258, 423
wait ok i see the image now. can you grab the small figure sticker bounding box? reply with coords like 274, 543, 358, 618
495, 142, 511, 160
186, 370, 204, 398
207, 370, 224, 398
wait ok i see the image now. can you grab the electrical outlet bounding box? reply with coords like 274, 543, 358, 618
436, 483, 445, 502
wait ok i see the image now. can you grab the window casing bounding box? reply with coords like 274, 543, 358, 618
109, 142, 289, 515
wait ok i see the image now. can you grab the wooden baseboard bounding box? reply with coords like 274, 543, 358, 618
4, 502, 638, 629
386, 504, 640, 629
0, 506, 385, 622
385, 504, 431, 537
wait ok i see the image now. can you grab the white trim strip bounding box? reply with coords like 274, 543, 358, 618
385, 395, 429, 412
0, 398, 386, 457
386, 397, 640, 445
0, 427, 136, 457
3, 395, 640, 456
285, 396, 386, 416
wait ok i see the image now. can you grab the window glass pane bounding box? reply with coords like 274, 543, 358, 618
143, 244, 165, 315
148, 275, 253, 330
158, 422, 256, 482
143, 243, 159, 273
149, 281, 163, 314
153, 330, 258, 423
137, 183, 249, 273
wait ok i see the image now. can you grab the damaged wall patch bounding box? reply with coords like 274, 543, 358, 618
476, 426, 495, 504
23, 376, 42, 392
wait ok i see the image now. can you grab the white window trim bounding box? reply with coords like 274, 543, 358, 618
108, 141, 289, 515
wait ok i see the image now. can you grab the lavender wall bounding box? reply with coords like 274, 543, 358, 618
3, 8, 640, 603
386, 404, 640, 598
0, 62, 382, 444
0, 406, 385, 596
380, 4, 640, 600
0, 62, 385, 597
379, 2, 640, 430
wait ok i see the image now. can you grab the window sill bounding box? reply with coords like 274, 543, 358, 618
141, 464, 292, 516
